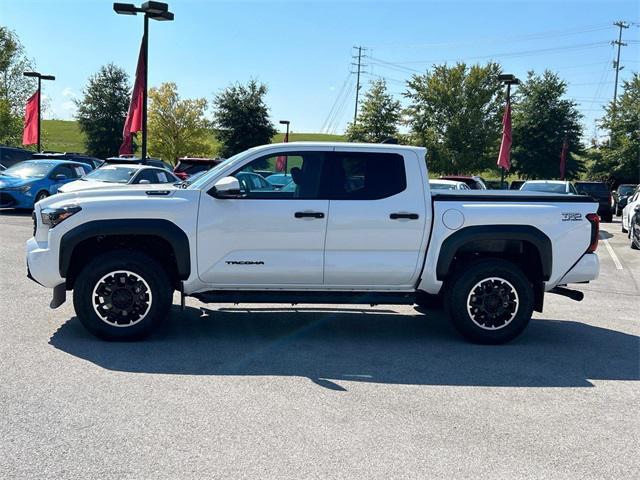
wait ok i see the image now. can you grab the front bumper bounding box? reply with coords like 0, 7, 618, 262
0, 189, 34, 209
26, 236, 65, 288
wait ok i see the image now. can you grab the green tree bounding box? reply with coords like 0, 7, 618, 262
148, 82, 211, 165
511, 71, 584, 179
74, 64, 130, 158
346, 79, 401, 142
0, 27, 36, 146
589, 73, 639, 183
213, 80, 276, 157
404, 62, 503, 174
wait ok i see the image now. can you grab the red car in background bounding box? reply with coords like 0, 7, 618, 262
173, 157, 224, 180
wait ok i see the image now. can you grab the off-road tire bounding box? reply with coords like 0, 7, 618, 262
444, 258, 534, 344
73, 250, 173, 340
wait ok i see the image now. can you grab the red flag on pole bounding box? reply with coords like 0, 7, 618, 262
22, 90, 39, 146
275, 131, 289, 172
497, 100, 512, 171
559, 138, 568, 180
119, 39, 146, 155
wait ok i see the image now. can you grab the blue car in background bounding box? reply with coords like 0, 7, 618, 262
0, 160, 92, 209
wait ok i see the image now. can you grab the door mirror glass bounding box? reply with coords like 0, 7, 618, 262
54, 174, 67, 181
212, 176, 242, 198
138, 179, 151, 184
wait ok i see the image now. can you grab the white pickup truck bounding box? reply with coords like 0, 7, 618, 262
26, 143, 600, 344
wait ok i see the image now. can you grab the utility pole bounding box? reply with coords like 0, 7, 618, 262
351, 46, 367, 125
612, 21, 629, 113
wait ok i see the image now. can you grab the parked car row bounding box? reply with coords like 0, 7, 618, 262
621, 185, 640, 250
0, 147, 225, 210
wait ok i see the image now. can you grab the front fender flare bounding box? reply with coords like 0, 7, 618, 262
59, 219, 191, 279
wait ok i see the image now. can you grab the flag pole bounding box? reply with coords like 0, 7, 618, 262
141, 13, 148, 160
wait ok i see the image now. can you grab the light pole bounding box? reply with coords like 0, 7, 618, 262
279, 120, 290, 141
113, 1, 174, 159
23, 71, 55, 152
497, 73, 520, 189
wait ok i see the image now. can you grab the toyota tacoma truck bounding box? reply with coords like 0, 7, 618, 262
26, 143, 600, 344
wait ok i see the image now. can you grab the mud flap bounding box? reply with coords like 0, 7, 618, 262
50, 283, 66, 309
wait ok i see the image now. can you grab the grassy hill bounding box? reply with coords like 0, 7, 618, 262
42, 119, 345, 156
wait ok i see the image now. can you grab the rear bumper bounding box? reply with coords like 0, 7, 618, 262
555, 253, 599, 286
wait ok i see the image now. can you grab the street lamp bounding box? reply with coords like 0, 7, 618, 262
279, 120, 290, 141
113, 1, 174, 159
498, 74, 520, 188
23, 71, 55, 152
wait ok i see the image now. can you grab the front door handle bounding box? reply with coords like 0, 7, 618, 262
390, 213, 419, 220
295, 211, 325, 219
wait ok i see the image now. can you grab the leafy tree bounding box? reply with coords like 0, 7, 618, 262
74, 64, 130, 158
511, 71, 584, 179
346, 79, 401, 142
404, 62, 503, 174
0, 27, 36, 146
147, 82, 211, 165
213, 79, 276, 157
589, 73, 639, 183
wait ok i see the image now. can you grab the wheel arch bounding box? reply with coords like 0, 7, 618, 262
436, 224, 552, 282
60, 219, 191, 289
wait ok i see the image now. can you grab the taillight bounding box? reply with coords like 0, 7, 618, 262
586, 213, 599, 252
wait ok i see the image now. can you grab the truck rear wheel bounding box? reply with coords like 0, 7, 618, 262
444, 259, 533, 344
72, 250, 173, 340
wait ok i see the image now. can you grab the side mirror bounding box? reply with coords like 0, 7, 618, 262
211, 176, 243, 198
54, 174, 67, 181
138, 179, 151, 184
634, 205, 640, 213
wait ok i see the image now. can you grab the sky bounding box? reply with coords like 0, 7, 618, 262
2, 0, 639, 140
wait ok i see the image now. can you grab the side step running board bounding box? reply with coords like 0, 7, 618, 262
549, 286, 584, 302
192, 290, 416, 306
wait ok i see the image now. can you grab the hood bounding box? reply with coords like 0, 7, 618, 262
58, 179, 117, 193
0, 176, 33, 189
38, 183, 181, 208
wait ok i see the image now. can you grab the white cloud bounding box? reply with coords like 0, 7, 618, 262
62, 87, 74, 97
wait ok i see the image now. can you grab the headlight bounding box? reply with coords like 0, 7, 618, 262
41, 205, 82, 228
4, 185, 31, 193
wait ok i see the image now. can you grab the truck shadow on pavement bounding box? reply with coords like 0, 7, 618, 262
49, 306, 639, 390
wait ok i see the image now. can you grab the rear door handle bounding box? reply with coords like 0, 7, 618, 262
390, 213, 419, 220
295, 211, 325, 219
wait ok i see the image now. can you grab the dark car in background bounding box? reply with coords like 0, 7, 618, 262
440, 175, 487, 189
0, 146, 34, 169
173, 157, 224, 180
509, 180, 526, 190
613, 184, 638, 216
631, 205, 640, 250
104, 156, 173, 171
31, 152, 103, 170
575, 181, 613, 222
484, 179, 509, 190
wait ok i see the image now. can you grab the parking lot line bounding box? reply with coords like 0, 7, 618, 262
600, 234, 623, 270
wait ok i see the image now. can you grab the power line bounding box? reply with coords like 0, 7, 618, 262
371, 23, 613, 50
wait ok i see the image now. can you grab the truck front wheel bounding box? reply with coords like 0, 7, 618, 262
444, 259, 534, 344
72, 250, 173, 340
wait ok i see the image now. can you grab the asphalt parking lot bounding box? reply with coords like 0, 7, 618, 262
1, 210, 638, 479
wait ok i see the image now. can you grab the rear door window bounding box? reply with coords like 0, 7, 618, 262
323, 152, 406, 200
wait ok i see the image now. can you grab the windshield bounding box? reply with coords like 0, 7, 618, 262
520, 182, 567, 193
618, 185, 636, 196
187, 150, 252, 190
2, 161, 54, 178
85, 166, 137, 183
